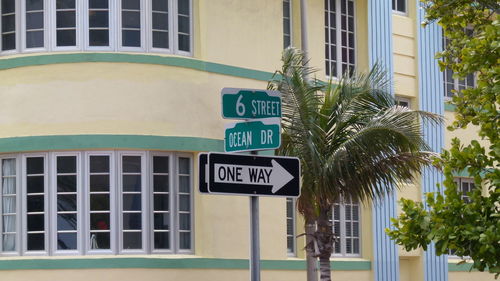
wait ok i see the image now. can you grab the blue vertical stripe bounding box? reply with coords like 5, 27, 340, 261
417, 2, 448, 281
368, 1, 399, 281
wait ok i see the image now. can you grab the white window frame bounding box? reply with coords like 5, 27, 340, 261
117, 151, 147, 254
21, 0, 49, 53
85, 151, 117, 255
283, 0, 292, 49
149, 152, 174, 254
83, 0, 116, 51
395, 96, 411, 108
0, 155, 21, 256
0, 150, 193, 257
392, 0, 407, 15
0, 0, 20, 55
324, 0, 357, 79
50, 152, 81, 255
331, 198, 361, 258
172, 0, 192, 56
286, 197, 296, 256
174, 152, 193, 254
22, 153, 49, 256
1, 0, 192, 56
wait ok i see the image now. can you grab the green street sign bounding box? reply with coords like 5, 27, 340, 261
221, 88, 281, 119
224, 119, 281, 152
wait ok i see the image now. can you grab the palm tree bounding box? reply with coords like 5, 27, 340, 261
268, 48, 441, 281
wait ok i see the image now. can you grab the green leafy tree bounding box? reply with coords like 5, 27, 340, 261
268, 48, 441, 281
387, 0, 499, 277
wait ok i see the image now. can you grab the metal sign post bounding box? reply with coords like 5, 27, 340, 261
250, 153, 260, 281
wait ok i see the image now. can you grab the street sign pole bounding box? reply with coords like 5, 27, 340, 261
250, 151, 260, 281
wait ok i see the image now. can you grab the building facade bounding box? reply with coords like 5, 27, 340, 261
0, 0, 493, 280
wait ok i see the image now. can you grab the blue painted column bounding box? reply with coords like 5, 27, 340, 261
368, 1, 400, 281
417, 2, 448, 281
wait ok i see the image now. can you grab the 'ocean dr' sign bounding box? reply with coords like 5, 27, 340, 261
221, 88, 281, 119
225, 119, 281, 152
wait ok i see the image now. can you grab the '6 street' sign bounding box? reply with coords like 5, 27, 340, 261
221, 88, 281, 119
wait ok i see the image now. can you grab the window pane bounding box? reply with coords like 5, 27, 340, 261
154, 194, 169, 211
27, 195, 44, 212
56, 0, 75, 9
154, 232, 170, 249
179, 176, 189, 192
122, 0, 140, 10
179, 194, 190, 211
90, 232, 110, 249
123, 213, 141, 230
27, 158, 44, 174
57, 213, 77, 230
90, 0, 108, 9
123, 232, 141, 249
57, 175, 76, 192
27, 233, 44, 250
27, 214, 44, 231
90, 213, 110, 230
179, 232, 190, 249
153, 12, 168, 30
179, 158, 189, 174
2, 215, 16, 232
122, 156, 141, 173
57, 30, 76, 46
179, 213, 190, 230
26, 12, 43, 30
1, 15, 15, 31
122, 30, 140, 47
178, 16, 189, 34
397, 0, 405, 12
27, 176, 44, 193
123, 194, 141, 211
122, 11, 140, 28
89, 11, 108, 28
153, 0, 168, 12
153, 157, 169, 173
26, 30, 44, 48
90, 156, 109, 173
2, 0, 15, 13
90, 175, 110, 191
154, 175, 169, 192
2, 178, 15, 194
90, 194, 110, 210
3, 234, 16, 251
57, 194, 77, 211
154, 213, 170, 230
178, 0, 189, 15
57, 233, 77, 250
2, 198, 15, 213
178, 34, 189, 52
123, 175, 141, 192
56, 11, 76, 28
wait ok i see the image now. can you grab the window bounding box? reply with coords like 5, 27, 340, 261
286, 198, 295, 256
395, 96, 410, 108
442, 34, 475, 98
331, 197, 360, 256
325, 0, 355, 78
283, 0, 292, 49
1, 0, 192, 55
0, 151, 193, 256
449, 177, 475, 256
392, 0, 406, 14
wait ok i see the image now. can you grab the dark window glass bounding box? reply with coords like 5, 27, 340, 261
2, 0, 15, 13
57, 233, 77, 249
153, 13, 168, 30
27, 195, 44, 212
154, 232, 170, 249
153, 175, 169, 192
57, 214, 77, 230
122, 11, 140, 28
57, 194, 77, 211
56, 11, 76, 28
178, 0, 189, 15
122, 156, 141, 173
153, 31, 168, 48
123, 175, 141, 192
122, 194, 141, 211
27, 233, 44, 250
56, 0, 75, 9
90, 0, 109, 9
179, 232, 190, 249
90, 194, 110, 211
57, 157, 76, 174
154, 213, 170, 230
178, 16, 189, 33
90, 232, 110, 249
27, 157, 44, 174
57, 30, 76, 46
2, 33, 16, 50
154, 194, 169, 211
89, 11, 109, 28
27, 214, 44, 231
27, 176, 44, 193
122, 0, 140, 10
90, 175, 110, 192
153, 157, 169, 173
123, 232, 141, 249
57, 175, 77, 192
122, 30, 141, 47
26, 12, 43, 29
153, 0, 168, 12
90, 213, 110, 230
123, 213, 142, 230
26, 31, 44, 48
90, 156, 109, 173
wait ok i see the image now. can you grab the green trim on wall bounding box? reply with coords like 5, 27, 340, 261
0, 135, 224, 153
444, 103, 456, 112
0, 53, 276, 81
448, 262, 477, 272
0, 258, 371, 271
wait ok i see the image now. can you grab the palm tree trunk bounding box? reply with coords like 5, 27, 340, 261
317, 207, 334, 281
305, 221, 318, 281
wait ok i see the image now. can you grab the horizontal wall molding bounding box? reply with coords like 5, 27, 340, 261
0, 257, 371, 271
448, 262, 476, 272
0, 53, 276, 81
444, 103, 456, 112
0, 135, 224, 153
